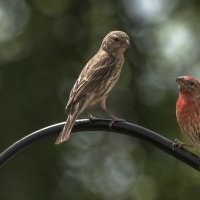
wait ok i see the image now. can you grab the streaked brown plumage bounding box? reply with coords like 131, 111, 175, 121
55, 31, 130, 144
176, 75, 200, 148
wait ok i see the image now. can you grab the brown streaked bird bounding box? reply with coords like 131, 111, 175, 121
176, 75, 200, 149
55, 30, 130, 144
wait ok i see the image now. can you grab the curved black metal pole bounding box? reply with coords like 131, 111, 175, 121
0, 118, 200, 171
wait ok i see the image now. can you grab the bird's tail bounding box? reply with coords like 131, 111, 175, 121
55, 112, 78, 145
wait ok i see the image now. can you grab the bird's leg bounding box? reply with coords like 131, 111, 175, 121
100, 100, 125, 128
172, 139, 194, 150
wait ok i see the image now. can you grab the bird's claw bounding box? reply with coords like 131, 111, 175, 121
88, 114, 97, 123
172, 139, 183, 150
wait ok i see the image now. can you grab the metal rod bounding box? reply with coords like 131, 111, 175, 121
0, 119, 200, 171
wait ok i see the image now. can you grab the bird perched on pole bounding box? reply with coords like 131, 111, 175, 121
55, 30, 131, 144
175, 75, 200, 149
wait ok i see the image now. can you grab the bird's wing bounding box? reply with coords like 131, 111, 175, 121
66, 53, 117, 109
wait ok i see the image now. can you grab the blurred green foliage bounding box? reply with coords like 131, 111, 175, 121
1, 0, 200, 199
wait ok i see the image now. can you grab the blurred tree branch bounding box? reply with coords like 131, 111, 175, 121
0, 119, 200, 171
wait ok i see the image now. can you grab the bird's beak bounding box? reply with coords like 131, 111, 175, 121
121, 38, 131, 48
125, 39, 131, 48
176, 76, 185, 86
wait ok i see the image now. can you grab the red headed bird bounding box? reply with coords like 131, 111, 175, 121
176, 75, 200, 148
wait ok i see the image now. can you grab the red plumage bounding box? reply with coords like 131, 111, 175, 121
176, 75, 200, 148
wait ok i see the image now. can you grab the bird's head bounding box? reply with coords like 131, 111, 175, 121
101, 31, 130, 55
176, 75, 200, 98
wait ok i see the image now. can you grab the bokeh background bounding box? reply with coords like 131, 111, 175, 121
1, 0, 200, 199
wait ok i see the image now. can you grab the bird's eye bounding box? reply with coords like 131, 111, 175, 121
188, 80, 195, 86
113, 37, 119, 42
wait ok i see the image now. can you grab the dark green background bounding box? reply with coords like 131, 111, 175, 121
1, 0, 200, 199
